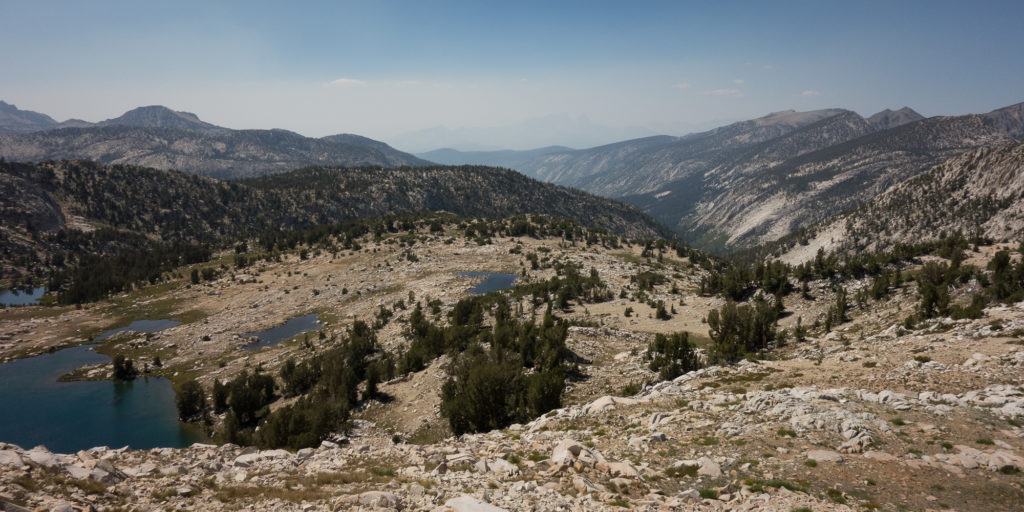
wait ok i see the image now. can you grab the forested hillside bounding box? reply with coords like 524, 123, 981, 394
0, 159, 671, 285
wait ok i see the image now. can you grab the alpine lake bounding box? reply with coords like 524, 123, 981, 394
0, 273, 517, 452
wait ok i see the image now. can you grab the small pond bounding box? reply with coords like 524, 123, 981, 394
458, 272, 519, 294
0, 287, 48, 307
97, 319, 182, 340
0, 345, 200, 453
242, 314, 321, 350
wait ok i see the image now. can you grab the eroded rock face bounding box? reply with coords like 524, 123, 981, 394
443, 496, 509, 512
0, 450, 25, 469
583, 395, 640, 415
696, 457, 722, 477
24, 448, 64, 469
337, 490, 403, 510
936, 445, 1024, 472
806, 450, 844, 463
551, 439, 586, 465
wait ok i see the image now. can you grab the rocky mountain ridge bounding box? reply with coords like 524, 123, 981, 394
653, 113, 1012, 252
0, 104, 431, 178
867, 107, 924, 130
0, 101, 59, 134
95, 106, 228, 134
416, 146, 574, 171
776, 141, 1024, 262
513, 102, 1023, 253
0, 125, 431, 179
515, 109, 850, 196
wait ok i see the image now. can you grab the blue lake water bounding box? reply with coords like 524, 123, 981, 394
242, 314, 320, 350
0, 287, 48, 306
459, 272, 519, 294
0, 345, 200, 453
97, 319, 182, 340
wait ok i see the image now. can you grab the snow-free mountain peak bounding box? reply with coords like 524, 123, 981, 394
0, 100, 60, 134
867, 107, 925, 130
96, 105, 228, 134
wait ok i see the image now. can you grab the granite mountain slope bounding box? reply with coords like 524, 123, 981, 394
515, 109, 849, 196
638, 112, 1015, 251
518, 103, 1023, 252
866, 106, 924, 130
775, 141, 1024, 262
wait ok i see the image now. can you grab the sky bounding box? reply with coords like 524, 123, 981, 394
2, 0, 1023, 150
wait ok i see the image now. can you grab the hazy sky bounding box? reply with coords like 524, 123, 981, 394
2, 0, 1023, 147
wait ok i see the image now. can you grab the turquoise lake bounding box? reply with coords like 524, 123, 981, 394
242, 314, 321, 350
0, 345, 201, 453
0, 287, 47, 306
459, 272, 519, 294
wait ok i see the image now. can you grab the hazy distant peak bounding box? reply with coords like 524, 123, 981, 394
0, 100, 59, 133
98, 105, 227, 134
321, 133, 393, 151
692, 108, 849, 141
983, 100, 1024, 139
986, 100, 1024, 116
867, 107, 924, 130
56, 119, 95, 129
387, 115, 657, 153
322, 133, 377, 143
414, 145, 577, 168
752, 108, 849, 127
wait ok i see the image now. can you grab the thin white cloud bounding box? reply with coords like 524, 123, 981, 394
733, 79, 745, 85
377, 79, 453, 89
801, 90, 821, 96
707, 88, 742, 97
329, 78, 449, 88
671, 82, 691, 89
763, 64, 776, 70
329, 78, 366, 86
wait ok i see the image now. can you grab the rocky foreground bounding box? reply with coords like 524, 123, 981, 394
3, 304, 1023, 511
1, 235, 1024, 511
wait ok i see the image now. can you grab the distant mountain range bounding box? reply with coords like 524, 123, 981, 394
513, 108, 852, 195
498, 103, 1024, 252
387, 113, 657, 153
0, 103, 430, 178
416, 146, 573, 170
6, 98, 1024, 256
0, 101, 227, 134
